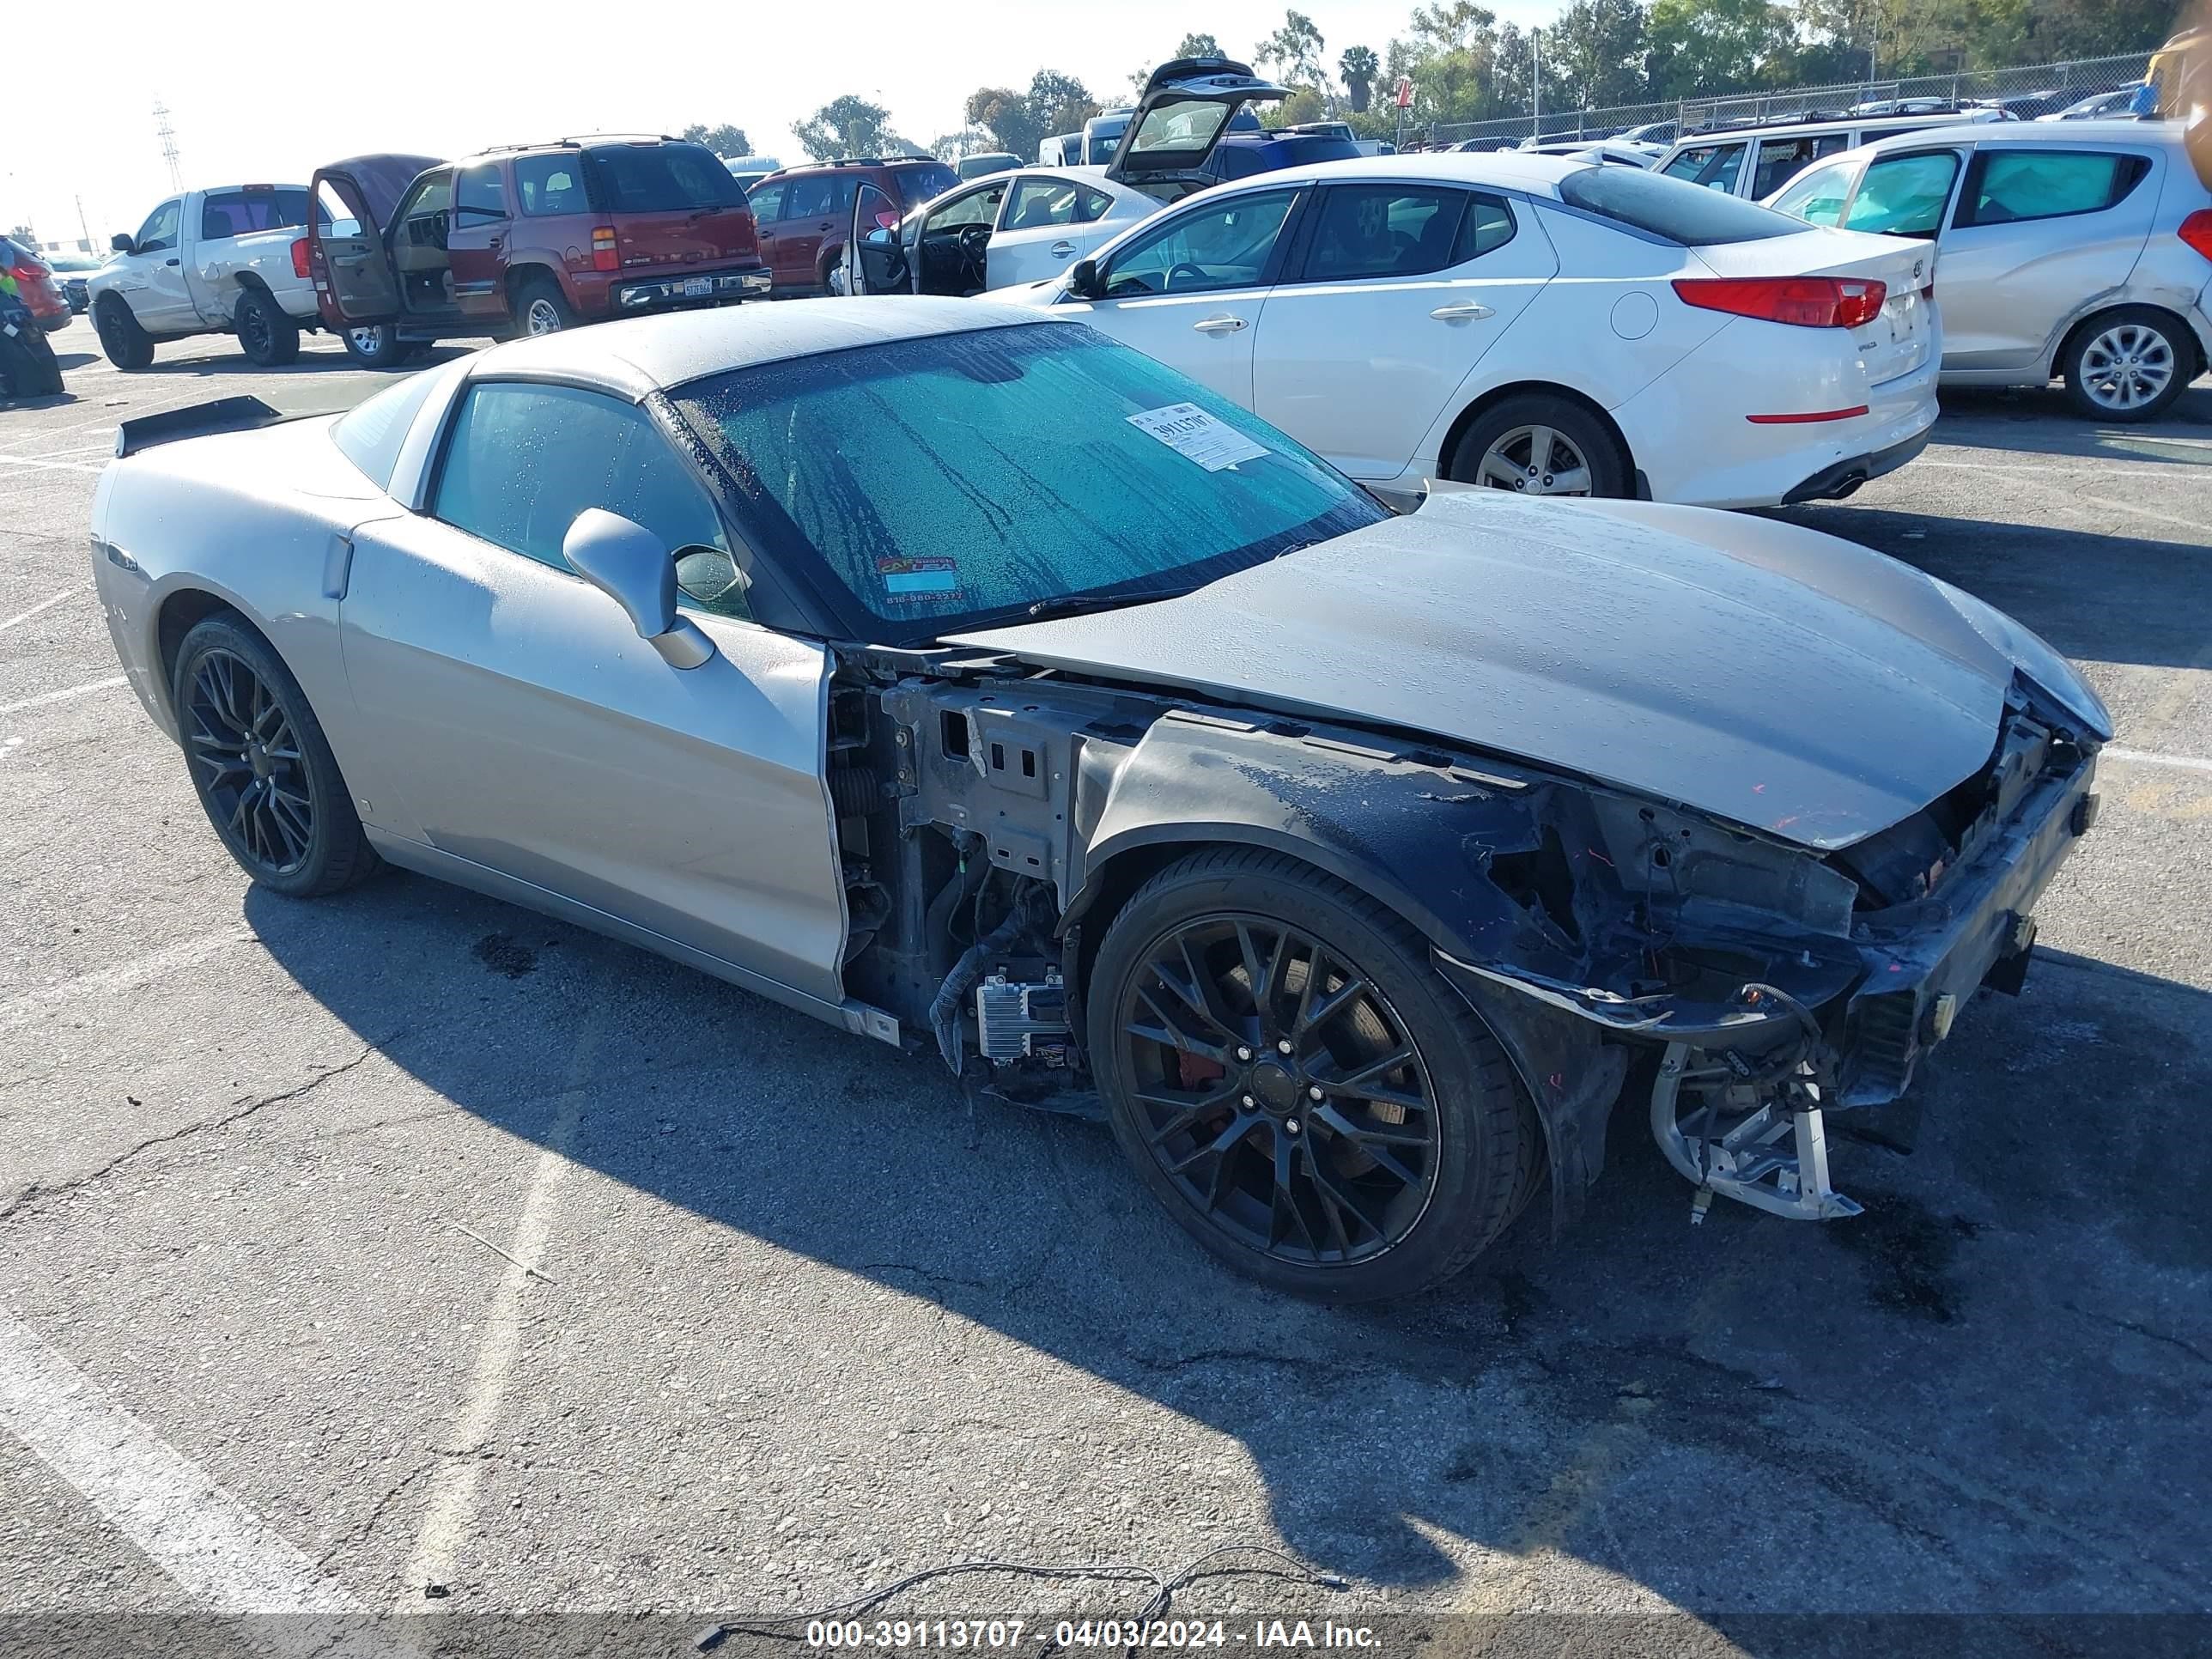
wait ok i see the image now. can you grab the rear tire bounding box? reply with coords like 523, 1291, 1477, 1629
93, 296, 155, 370
1089, 848, 1533, 1303
171, 613, 380, 899
340, 321, 413, 368
234, 289, 301, 367
514, 276, 577, 337
1445, 393, 1629, 497
2062, 307, 2192, 422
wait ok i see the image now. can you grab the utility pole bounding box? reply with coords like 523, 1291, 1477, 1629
153, 100, 182, 191
75, 196, 91, 252
1533, 28, 1543, 138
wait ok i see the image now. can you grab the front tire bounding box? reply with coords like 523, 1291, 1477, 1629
172, 614, 379, 899
1089, 848, 1533, 1302
234, 289, 301, 367
340, 321, 412, 368
1445, 393, 1628, 497
93, 296, 155, 370
2063, 307, 2192, 422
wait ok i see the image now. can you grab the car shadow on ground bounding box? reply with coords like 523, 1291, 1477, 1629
1767, 504, 2212, 672
240, 872, 2212, 1626
1933, 383, 2212, 455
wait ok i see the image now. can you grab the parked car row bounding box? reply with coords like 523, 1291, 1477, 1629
79, 137, 775, 370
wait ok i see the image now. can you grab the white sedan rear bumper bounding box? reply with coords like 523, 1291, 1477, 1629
1613, 322, 1942, 510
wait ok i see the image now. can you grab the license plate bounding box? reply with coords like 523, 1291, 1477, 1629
684, 276, 711, 298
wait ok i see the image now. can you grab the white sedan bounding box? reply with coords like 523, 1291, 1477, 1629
982, 151, 1944, 510
848, 167, 1159, 294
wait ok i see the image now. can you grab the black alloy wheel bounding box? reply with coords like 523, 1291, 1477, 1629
185, 647, 316, 876
1093, 849, 1537, 1301
171, 613, 378, 898
1115, 911, 1443, 1267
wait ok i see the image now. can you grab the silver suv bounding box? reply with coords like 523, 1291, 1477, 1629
1763, 120, 2211, 421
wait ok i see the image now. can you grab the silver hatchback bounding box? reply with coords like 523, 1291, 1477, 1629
1763, 120, 2212, 420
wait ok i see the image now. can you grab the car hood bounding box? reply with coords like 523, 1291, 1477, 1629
947, 492, 2110, 851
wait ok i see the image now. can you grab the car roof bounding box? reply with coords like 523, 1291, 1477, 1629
1193, 149, 1586, 197
1672, 108, 2009, 145
1856, 117, 2180, 155
465, 295, 1052, 399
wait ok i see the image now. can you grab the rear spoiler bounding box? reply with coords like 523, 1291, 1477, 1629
114, 396, 299, 459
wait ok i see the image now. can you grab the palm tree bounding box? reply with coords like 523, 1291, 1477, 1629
1339, 44, 1381, 112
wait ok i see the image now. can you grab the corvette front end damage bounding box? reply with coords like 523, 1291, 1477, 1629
862, 658, 2100, 1234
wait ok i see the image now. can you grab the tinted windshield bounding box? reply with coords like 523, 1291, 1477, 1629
1558, 163, 1803, 243
672, 323, 1382, 644
893, 161, 961, 201
586, 143, 745, 210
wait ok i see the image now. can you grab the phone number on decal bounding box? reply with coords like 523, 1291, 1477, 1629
805, 1621, 1026, 1649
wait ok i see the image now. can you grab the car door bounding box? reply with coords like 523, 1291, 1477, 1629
845, 182, 915, 294
989, 175, 1113, 289
113, 198, 193, 330
1929, 145, 2162, 371
445, 162, 511, 321
776, 174, 841, 289
745, 180, 788, 284
1250, 185, 1556, 479
308, 155, 437, 326
910, 180, 1006, 295
1057, 186, 1304, 407
337, 378, 848, 1002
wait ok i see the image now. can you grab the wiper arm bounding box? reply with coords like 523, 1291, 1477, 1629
1024, 588, 1185, 621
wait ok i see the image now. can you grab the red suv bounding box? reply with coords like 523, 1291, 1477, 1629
308, 137, 770, 367
746, 157, 958, 294
1, 239, 73, 335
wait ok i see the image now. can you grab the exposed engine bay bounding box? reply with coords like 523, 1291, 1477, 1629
818, 643, 2103, 1233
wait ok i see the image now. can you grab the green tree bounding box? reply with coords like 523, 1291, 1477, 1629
1175, 31, 1224, 58
793, 95, 902, 161
1340, 44, 1382, 111
963, 70, 1101, 165
1647, 0, 1800, 95
1029, 69, 1101, 136
1545, 0, 1651, 107
1256, 9, 1328, 87
678, 122, 753, 157
965, 87, 1039, 161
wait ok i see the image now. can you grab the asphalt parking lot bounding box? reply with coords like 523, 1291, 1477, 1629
3, 325, 2209, 1658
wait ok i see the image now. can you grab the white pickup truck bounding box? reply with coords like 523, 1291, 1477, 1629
87, 185, 325, 369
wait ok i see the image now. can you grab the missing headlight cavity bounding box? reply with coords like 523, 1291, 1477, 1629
1487, 825, 1584, 945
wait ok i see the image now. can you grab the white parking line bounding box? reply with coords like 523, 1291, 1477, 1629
0, 590, 75, 632
398, 1005, 605, 1608
0, 675, 126, 716
0, 1305, 360, 1613
0, 928, 258, 1029
2106, 745, 2212, 775
0, 453, 106, 475
1913, 459, 2210, 538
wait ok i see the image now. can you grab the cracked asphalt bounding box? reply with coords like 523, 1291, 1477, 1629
2, 327, 2209, 1658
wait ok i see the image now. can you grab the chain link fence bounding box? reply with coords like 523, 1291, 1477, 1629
1421, 51, 2153, 150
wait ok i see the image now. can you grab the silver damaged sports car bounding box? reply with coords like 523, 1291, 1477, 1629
90, 299, 2109, 1301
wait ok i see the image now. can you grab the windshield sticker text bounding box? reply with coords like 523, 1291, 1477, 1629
877, 556, 961, 599
1127, 403, 1269, 472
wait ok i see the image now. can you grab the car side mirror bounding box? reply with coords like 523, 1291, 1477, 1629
562, 509, 717, 670
111, 233, 134, 254
1068, 258, 1101, 299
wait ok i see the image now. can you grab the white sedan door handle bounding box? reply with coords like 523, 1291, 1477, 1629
1192, 314, 1248, 333
1050, 240, 1076, 257
1431, 301, 1494, 321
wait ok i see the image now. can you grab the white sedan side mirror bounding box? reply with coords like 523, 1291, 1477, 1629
562, 509, 716, 670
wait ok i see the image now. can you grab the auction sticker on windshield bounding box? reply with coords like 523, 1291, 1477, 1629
878, 556, 960, 599
1127, 403, 1268, 472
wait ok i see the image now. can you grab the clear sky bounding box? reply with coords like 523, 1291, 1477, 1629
6, 0, 1553, 250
